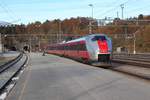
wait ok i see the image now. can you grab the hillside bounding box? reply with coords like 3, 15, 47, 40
0, 21, 12, 26
0, 15, 149, 52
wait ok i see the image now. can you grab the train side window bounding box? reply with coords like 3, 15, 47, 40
50, 46, 53, 50
65, 45, 68, 50
66, 45, 68, 50
72, 45, 76, 50
70, 44, 75, 51
78, 44, 81, 50
59, 45, 62, 50
68, 45, 70, 50
58, 46, 60, 50
61, 46, 64, 50
73, 45, 75, 50
75, 44, 78, 50
67, 45, 69, 50
64, 45, 66, 50
81, 44, 84, 50
81, 43, 86, 51
76, 44, 79, 51
70, 45, 73, 50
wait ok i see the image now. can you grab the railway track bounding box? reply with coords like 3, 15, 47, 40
110, 54, 150, 80
0, 52, 28, 98
110, 63, 150, 80
113, 53, 150, 61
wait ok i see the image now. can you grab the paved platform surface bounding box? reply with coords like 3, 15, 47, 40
7, 53, 150, 100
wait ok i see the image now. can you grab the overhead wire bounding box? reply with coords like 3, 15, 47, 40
94, 0, 122, 17
0, 3, 15, 21
95, 0, 131, 19
0, 0, 20, 23
126, 4, 150, 14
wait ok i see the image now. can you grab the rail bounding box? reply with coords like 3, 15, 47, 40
112, 53, 150, 67
0, 52, 28, 94
110, 53, 150, 80
0, 53, 22, 73
113, 53, 150, 59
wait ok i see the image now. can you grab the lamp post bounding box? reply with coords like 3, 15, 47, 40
88, 4, 93, 34
120, 4, 124, 19
89, 4, 93, 18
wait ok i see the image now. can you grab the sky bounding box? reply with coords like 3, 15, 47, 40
0, 0, 149, 24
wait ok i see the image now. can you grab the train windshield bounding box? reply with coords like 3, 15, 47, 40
92, 36, 106, 41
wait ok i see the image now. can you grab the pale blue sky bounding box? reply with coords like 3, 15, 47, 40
0, 0, 149, 24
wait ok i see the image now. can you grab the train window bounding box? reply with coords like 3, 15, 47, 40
66, 45, 69, 50
70, 45, 73, 50
58, 45, 62, 50
72, 45, 76, 50
50, 47, 52, 50
68, 45, 70, 50
75, 45, 78, 50
68, 44, 74, 50
64, 45, 66, 50
49, 46, 53, 50
65, 45, 68, 50
57, 46, 59, 50
78, 43, 86, 51
60, 46, 64, 50
69, 45, 72, 50
83, 44, 86, 50
92, 36, 106, 41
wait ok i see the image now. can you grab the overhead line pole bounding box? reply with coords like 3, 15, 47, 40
89, 4, 93, 34
120, 4, 124, 19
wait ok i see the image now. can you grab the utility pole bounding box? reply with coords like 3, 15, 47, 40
89, 4, 93, 34
120, 4, 124, 19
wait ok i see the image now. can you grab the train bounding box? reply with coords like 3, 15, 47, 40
46, 33, 112, 67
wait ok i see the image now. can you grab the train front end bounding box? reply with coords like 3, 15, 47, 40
86, 34, 112, 67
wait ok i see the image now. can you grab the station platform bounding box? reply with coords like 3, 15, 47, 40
7, 53, 150, 100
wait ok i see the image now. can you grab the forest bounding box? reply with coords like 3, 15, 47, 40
0, 14, 150, 52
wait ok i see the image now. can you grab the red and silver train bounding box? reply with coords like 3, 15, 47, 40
46, 33, 112, 66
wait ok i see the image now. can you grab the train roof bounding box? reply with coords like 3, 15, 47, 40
51, 33, 109, 46
65, 33, 107, 43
